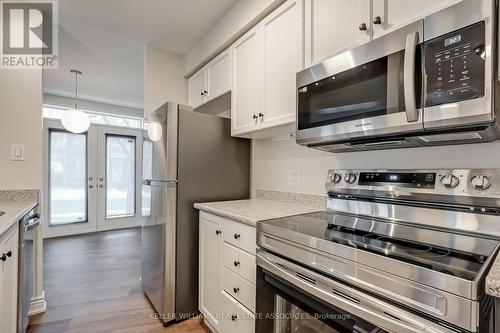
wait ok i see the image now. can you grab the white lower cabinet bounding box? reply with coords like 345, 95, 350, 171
0, 225, 19, 333
220, 291, 255, 333
199, 212, 256, 333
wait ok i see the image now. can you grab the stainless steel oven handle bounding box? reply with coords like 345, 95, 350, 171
404, 31, 419, 123
257, 251, 453, 333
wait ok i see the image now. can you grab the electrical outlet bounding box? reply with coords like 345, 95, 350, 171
288, 169, 300, 185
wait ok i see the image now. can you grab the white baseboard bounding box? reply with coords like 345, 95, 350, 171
28, 291, 47, 316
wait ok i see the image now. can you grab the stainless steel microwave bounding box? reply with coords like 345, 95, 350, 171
296, 0, 500, 152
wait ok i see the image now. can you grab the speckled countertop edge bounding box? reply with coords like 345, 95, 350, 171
194, 190, 326, 227
486, 250, 500, 298
0, 190, 39, 236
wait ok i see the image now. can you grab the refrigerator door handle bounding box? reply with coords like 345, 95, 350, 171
143, 179, 178, 187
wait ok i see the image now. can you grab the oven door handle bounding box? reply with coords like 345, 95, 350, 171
404, 31, 419, 123
257, 251, 453, 333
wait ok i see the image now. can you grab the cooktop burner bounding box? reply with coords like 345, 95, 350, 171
260, 211, 498, 281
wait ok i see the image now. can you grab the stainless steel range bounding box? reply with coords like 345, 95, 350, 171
256, 169, 500, 333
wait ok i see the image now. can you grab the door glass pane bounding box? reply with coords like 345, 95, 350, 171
106, 135, 136, 218
142, 140, 153, 217
49, 131, 87, 225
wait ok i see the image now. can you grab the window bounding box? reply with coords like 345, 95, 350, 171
43, 105, 143, 129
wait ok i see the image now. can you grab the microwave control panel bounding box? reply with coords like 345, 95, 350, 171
424, 21, 485, 107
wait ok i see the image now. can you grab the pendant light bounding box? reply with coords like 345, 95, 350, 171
61, 69, 90, 133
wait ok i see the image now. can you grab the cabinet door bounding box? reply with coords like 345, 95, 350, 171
199, 214, 223, 330
206, 50, 231, 102
231, 26, 264, 136
372, 0, 461, 38
0, 227, 19, 333
261, 0, 304, 129
305, 0, 371, 65
188, 69, 206, 109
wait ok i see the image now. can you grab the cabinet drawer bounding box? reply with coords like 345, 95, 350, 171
223, 268, 256, 313
222, 219, 256, 255
220, 291, 255, 333
223, 242, 256, 285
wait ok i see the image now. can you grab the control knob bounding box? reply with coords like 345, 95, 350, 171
345, 173, 357, 184
440, 174, 460, 189
329, 173, 342, 184
471, 175, 492, 191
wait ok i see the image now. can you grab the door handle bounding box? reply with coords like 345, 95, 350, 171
404, 31, 419, 123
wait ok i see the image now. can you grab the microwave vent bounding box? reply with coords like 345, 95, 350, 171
418, 132, 483, 143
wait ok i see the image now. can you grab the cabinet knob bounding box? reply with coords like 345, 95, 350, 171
204, 90, 208, 94
258, 113, 264, 118
200, 91, 204, 96
5, 251, 12, 258
231, 315, 237, 321
373, 16, 382, 24
233, 261, 240, 267
359, 23, 367, 31
253, 114, 258, 120
0, 254, 6, 262
234, 234, 240, 239
215, 230, 221, 235
233, 287, 239, 294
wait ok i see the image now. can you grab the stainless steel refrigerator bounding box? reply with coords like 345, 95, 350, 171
141, 102, 250, 325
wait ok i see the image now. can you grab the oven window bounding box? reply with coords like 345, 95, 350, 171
256, 268, 388, 333
274, 295, 345, 333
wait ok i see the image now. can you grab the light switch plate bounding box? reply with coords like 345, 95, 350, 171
11, 144, 25, 161
288, 169, 300, 185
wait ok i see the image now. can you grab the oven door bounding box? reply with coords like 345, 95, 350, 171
256, 250, 459, 333
296, 20, 424, 147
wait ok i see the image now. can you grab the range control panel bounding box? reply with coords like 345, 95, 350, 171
424, 21, 485, 107
326, 169, 500, 194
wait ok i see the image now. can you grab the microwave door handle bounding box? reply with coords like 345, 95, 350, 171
404, 31, 419, 122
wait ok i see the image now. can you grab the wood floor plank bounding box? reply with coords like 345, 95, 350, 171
27, 228, 211, 333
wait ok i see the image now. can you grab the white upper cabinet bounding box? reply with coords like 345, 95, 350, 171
188, 69, 206, 109
304, 0, 371, 65
188, 49, 231, 109
372, 0, 461, 39
206, 50, 231, 101
261, 0, 304, 129
231, 26, 264, 136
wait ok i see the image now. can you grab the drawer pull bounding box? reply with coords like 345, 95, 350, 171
216, 230, 221, 235
234, 234, 240, 239
0, 254, 6, 262
233, 287, 240, 294
233, 261, 240, 267
5, 251, 12, 258
231, 314, 237, 321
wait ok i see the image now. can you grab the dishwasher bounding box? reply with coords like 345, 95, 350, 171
17, 210, 41, 333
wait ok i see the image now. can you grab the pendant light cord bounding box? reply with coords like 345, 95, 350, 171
70, 69, 82, 110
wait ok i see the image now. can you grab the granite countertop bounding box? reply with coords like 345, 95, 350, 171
486, 251, 500, 298
194, 190, 326, 227
0, 190, 39, 236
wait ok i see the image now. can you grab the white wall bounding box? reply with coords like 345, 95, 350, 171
0, 69, 43, 190
252, 138, 500, 196
183, 0, 284, 76
144, 45, 187, 117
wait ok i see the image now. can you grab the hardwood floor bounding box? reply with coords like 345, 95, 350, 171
27, 228, 211, 333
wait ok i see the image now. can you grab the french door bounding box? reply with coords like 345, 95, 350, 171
43, 119, 143, 238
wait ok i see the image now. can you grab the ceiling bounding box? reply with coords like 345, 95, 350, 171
43, 0, 238, 109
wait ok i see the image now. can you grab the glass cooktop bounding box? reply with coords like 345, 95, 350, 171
260, 211, 499, 281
